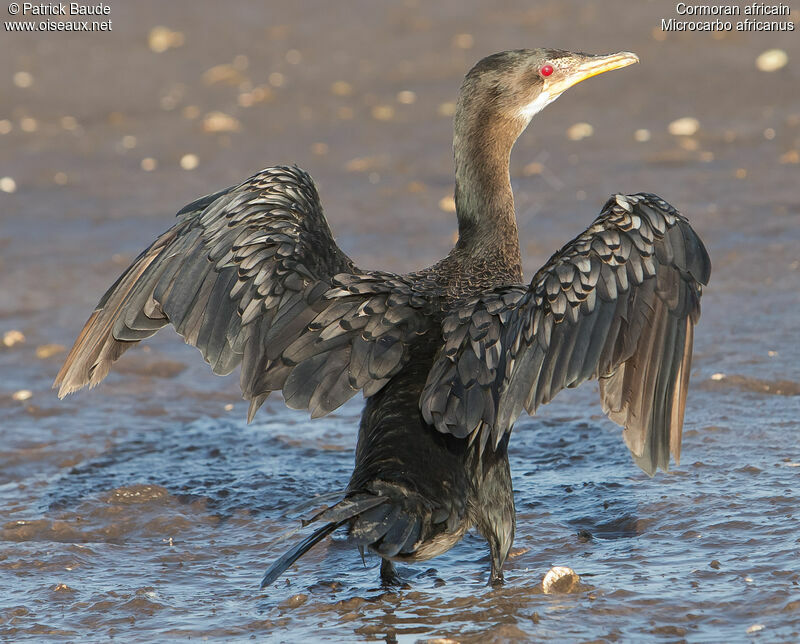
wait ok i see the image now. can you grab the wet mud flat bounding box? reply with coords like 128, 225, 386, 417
1, 0, 799, 641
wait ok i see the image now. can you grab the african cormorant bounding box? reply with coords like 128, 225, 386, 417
55, 49, 711, 587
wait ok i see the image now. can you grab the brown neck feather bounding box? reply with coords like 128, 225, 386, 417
452, 105, 523, 276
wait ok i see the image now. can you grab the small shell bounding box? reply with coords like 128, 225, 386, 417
542, 566, 580, 594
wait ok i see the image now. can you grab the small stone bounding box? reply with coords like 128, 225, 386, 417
710, 559, 721, 569
13, 71, 33, 88
396, 90, 416, 104
224, 403, 234, 411
438, 196, 456, 213
780, 150, 800, 164
763, 128, 776, 140
542, 566, 580, 594
202, 111, 241, 133
203, 63, 245, 86
60, 116, 78, 131
20, 117, 37, 132
148, 26, 184, 53
437, 102, 456, 117
756, 49, 788, 72
36, 344, 65, 359
12, 390, 33, 401
3, 330, 25, 347
283, 593, 308, 609
634, 128, 651, 142
452, 33, 474, 49
710, 373, 726, 381
121, 135, 137, 149
566, 122, 593, 141
0, 177, 16, 193
180, 154, 199, 170
330, 81, 354, 96
668, 117, 700, 136
371, 105, 395, 121
141, 157, 158, 172
746, 624, 765, 634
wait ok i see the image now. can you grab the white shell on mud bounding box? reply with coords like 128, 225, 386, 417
542, 566, 581, 594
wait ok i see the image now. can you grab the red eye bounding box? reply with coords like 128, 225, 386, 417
540, 64, 554, 77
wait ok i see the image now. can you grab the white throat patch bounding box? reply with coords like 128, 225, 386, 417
517, 90, 561, 121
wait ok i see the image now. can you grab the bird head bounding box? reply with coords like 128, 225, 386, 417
456, 49, 639, 132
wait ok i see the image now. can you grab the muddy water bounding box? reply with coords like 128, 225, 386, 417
1, 1, 799, 641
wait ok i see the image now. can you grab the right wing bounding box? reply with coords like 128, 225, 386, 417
421, 193, 711, 474
55, 165, 432, 420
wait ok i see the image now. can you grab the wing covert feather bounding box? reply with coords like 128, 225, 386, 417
421, 193, 711, 475
55, 166, 432, 421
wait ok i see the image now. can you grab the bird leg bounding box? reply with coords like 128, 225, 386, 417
380, 558, 402, 586
489, 558, 505, 586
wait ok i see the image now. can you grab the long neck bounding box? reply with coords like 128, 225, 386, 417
452, 107, 523, 273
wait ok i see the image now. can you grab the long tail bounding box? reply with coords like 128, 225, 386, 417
260, 495, 387, 589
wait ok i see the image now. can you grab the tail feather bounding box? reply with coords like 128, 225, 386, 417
260, 494, 387, 589
260, 521, 342, 589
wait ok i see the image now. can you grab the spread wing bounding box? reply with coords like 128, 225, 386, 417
421, 193, 711, 475
55, 165, 432, 420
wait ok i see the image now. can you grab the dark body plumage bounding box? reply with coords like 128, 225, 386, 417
55, 49, 711, 587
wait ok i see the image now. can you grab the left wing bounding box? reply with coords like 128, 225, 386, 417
420, 193, 711, 475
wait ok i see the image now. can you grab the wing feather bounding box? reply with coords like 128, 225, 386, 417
55, 166, 432, 421
421, 193, 711, 474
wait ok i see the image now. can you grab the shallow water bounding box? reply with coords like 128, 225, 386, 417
2, 1, 799, 641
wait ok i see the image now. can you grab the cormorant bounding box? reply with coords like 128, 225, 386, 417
55, 49, 711, 587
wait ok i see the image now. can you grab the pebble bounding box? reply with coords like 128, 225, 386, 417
202, 111, 241, 133
755, 49, 788, 72
452, 33, 474, 49
285, 49, 303, 65
13, 390, 33, 401
283, 593, 308, 609
437, 102, 456, 117
710, 373, 726, 381
141, 158, 158, 172
438, 196, 456, 213
60, 116, 78, 131
35, 344, 65, 359
148, 26, 184, 53
180, 154, 199, 170
0, 177, 16, 193
746, 624, 765, 634
566, 122, 593, 141
13, 71, 33, 88
371, 105, 395, 121
396, 90, 416, 105
542, 566, 580, 593
634, 128, 651, 142
668, 117, 699, 137
3, 330, 25, 347
780, 150, 799, 164
330, 81, 354, 97
20, 117, 38, 133
203, 64, 245, 86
